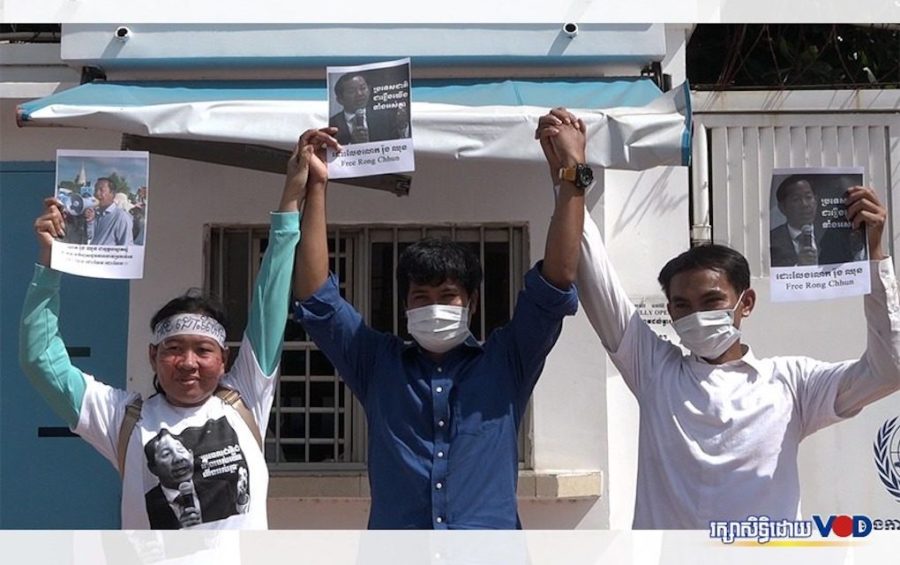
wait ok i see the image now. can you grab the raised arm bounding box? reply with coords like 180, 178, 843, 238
536, 110, 668, 398
831, 187, 900, 416
536, 108, 585, 289
292, 128, 341, 300
536, 108, 635, 347
290, 128, 385, 401
576, 204, 638, 353
19, 198, 86, 427
243, 136, 309, 376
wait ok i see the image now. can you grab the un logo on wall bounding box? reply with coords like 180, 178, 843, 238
874, 417, 900, 502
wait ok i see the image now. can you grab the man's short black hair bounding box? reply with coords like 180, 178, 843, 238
94, 177, 113, 190
776, 174, 815, 204
150, 288, 228, 334
657, 244, 751, 299
396, 238, 482, 303
333, 72, 368, 99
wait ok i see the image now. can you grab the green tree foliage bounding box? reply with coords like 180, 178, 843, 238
106, 172, 131, 195
688, 24, 899, 90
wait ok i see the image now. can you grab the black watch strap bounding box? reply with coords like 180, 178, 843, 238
558, 163, 593, 190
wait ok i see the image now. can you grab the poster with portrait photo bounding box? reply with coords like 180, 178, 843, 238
52, 149, 150, 279
143, 417, 251, 530
769, 166, 869, 302
326, 58, 414, 179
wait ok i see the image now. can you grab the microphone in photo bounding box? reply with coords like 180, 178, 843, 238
352, 109, 369, 143
798, 224, 818, 265
177, 481, 202, 526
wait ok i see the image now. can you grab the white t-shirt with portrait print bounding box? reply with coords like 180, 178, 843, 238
74, 334, 274, 530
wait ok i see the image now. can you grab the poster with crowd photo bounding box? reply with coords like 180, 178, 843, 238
52, 149, 149, 279
768, 167, 869, 302
326, 58, 414, 179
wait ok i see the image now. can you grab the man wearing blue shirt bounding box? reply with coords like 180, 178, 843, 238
85, 177, 134, 246
291, 113, 588, 529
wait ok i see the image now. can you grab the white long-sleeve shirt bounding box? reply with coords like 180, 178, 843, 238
578, 209, 900, 529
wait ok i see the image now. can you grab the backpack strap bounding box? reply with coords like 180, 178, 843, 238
117, 396, 143, 477
214, 386, 263, 449
115, 387, 263, 477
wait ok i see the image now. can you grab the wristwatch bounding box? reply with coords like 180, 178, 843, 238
558, 163, 594, 190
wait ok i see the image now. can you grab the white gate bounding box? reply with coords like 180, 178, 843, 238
692, 90, 900, 520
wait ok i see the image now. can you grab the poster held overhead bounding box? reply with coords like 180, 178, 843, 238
326, 58, 414, 179
51, 149, 150, 280
769, 167, 869, 302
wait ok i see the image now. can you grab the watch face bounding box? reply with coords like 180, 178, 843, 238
576, 164, 594, 188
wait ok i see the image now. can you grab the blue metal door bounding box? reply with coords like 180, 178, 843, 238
1, 162, 127, 528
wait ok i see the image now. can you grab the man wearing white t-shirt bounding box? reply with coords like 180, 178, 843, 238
19, 135, 313, 529
537, 108, 900, 529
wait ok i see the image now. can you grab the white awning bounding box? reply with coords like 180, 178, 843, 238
18, 78, 691, 173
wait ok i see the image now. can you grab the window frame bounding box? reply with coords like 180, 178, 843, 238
204, 221, 533, 472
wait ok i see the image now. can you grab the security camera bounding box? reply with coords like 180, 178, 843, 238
563, 23, 578, 39
114, 26, 131, 41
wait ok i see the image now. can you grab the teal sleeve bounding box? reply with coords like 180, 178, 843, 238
245, 211, 301, 376
18, 264, 86, 428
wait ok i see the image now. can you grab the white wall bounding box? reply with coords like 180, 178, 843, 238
662, 24, 692, 87
601, 167, 691, 529
60, 23, 665, 75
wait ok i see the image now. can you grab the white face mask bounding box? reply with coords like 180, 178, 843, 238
671, 293, 745, 360
406, 304, 471, 354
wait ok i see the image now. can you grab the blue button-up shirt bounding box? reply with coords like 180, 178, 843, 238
295, 263, 578, 529
87, 202, 133, 246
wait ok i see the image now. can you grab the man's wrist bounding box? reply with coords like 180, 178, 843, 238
559, 154, 585, 168
38, 247, 52, 268
557, 162, 593, 190
278, 198, 300, 213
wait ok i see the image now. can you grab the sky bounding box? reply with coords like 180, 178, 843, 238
56, 151, 149, 194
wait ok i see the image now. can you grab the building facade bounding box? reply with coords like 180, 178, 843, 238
3, 23, 896, 530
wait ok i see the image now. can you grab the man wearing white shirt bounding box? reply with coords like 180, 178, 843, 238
536, 108, 900, 529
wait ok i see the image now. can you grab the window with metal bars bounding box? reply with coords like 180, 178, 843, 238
206, 222, 530, 471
